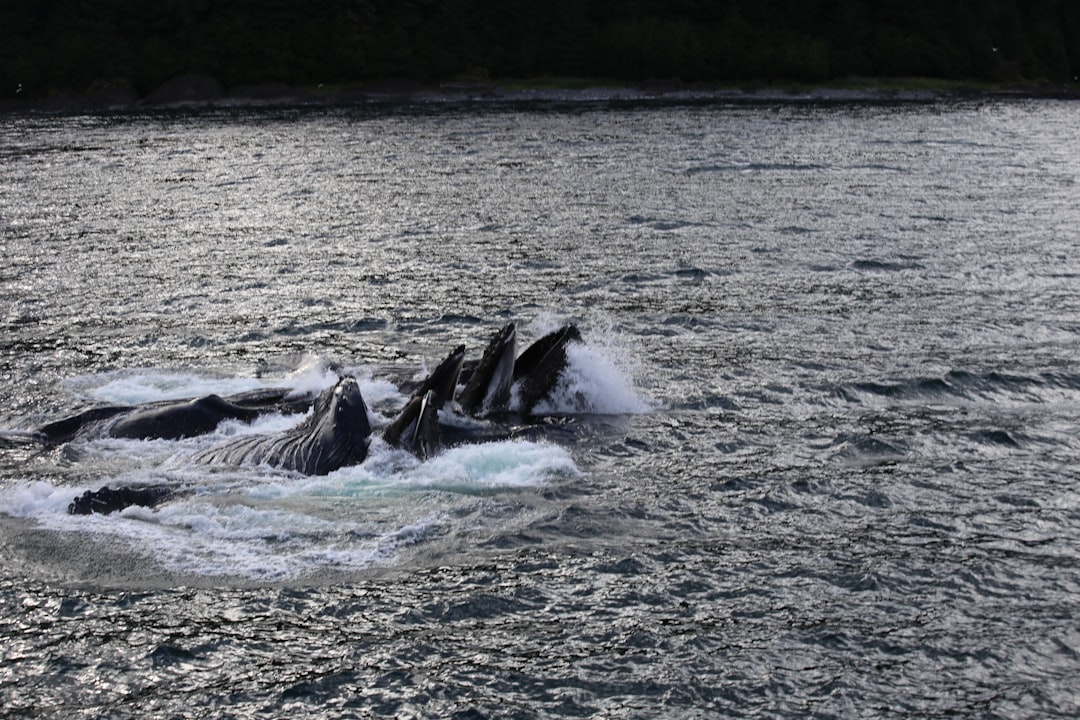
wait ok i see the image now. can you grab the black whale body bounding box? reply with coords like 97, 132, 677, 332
513, 324, 582, 414
192, 376, 373, 476
404, 344, 465, 411
39, 323, 578, 446
382, 389, 442, 460
70, 377, 383, 515
36, 387, 313, 444
457, 322, 517, 416
389, 323, 582, 448
457, 322, 581, 417
68, 485, 174, 515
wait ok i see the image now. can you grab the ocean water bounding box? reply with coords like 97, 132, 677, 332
1, 98, 1079, 718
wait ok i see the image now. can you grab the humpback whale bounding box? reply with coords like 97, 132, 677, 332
68, 377, 374, 515
382, 389, 441, 460
381, 344, 466, 459
35, 387, 313, 444
513, 324, 582, 414
68, 376, 445, 515
34, 323, 580, 447
400, 344, 466, 410
192, 376, 373, 476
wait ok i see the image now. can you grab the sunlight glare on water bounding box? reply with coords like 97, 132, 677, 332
1, 99, 1079, 718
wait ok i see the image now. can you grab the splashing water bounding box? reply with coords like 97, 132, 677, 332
529, 340, 655, 415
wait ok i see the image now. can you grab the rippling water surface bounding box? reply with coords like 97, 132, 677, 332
2, 99, 1079, 718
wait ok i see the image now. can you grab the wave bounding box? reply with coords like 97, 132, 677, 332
850, 258, 926, 272
831, 369, 1080, 405
685, 161, 830, 174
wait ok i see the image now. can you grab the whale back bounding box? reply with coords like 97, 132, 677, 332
36, 405, 132, 443
69, 485, 173, 515
110, 395, 260, 440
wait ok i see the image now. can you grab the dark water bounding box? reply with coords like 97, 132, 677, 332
2, 99, 1079, 718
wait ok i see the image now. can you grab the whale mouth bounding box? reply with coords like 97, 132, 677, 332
482, 325, 517, 411
334, 377, 363, 404
458, 322, 518, 416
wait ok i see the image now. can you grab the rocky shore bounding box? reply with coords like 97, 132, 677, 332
3, 74, 1077, 114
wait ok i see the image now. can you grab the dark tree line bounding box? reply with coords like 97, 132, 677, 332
3, 0, 1077, 99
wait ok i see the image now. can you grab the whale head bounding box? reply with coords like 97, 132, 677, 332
293, 375, 373, 473
324, 376, 371, 439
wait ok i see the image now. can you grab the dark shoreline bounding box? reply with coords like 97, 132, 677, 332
3, 76, 1078, 115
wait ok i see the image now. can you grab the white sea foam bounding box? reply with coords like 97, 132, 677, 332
530, 340, 655, 415
2, 480, 80, 517
411, 440, 580, 489
0, 437, 577, 580
94, 500, 410, 581
62, 355, 368, 406
282, 355, 344, 397
67, 369, 267, 405
231, 438, 578, 500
